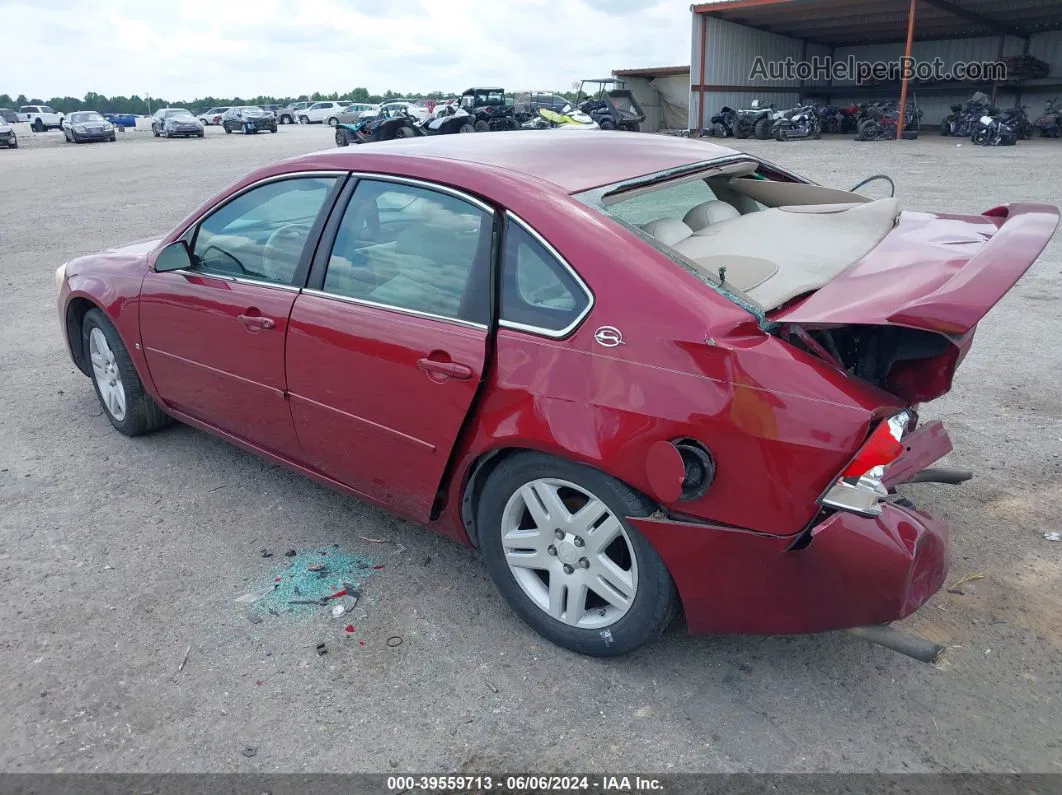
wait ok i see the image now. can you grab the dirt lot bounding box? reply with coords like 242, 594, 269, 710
1, 125, 1060, 774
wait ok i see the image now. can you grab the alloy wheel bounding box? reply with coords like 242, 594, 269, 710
500, 478, 638, 630
89, 327, 127, 422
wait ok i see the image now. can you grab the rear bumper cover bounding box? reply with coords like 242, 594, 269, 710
632, 505, 948, 635
631, 420, 954, 635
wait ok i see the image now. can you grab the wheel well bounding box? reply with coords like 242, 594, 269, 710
65, 297, 99, 377
458, 447, 658, 548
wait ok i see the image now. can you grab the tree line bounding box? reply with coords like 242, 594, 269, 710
0, 88, 581, 114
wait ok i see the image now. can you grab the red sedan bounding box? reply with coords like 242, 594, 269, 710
56, 132, 1058, 656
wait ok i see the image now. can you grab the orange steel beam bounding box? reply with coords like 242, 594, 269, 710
896, 0, 917, 141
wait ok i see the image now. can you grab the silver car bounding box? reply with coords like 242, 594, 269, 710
151, 108, 205, 138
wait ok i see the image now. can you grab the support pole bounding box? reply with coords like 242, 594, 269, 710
896, 0, 918, 141
697, 12, 708, 135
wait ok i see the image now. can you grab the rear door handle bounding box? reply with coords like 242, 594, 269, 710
417, 358, 474, 380
237, 314, 276, 331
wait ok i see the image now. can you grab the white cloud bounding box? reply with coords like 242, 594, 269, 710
3, 0, 690, 100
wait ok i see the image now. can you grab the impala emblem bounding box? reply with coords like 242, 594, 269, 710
594, 326, 624, 348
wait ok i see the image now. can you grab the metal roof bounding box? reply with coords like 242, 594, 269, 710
692, 0, 1062, 45
613, 66, 691, 78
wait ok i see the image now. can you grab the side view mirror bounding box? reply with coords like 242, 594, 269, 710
751, 100, 760, 108
154, 240, 193, 273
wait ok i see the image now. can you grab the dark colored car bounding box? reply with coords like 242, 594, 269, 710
55, 133, 1058, 657
0, 108, 19, 124
222, 106, 278, 135
459, 87, 516, 132
151, 108, 204, 138
63, 111, 117, 143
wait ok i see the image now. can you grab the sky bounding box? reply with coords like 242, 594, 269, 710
3, 0, 691, 100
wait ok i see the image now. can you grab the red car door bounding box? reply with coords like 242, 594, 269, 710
140, 174, 343, 458
285, 176, 494, 521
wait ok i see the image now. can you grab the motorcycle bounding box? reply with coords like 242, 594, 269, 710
1034, 98, 1062, 138
815, 104, 844, 135
995, 104, 1033, 140
334, 106, 419, 146
971, 114, 1018, 146
856, 100, 920, 141
771, 104, 821, 141
940, 91, 991, 137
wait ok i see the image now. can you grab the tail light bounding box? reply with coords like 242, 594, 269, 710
841, 412, 910, 478
821, 411, 911, 517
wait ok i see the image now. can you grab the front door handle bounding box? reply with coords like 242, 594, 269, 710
237, 314, 276, 332
417, 358, 474, 380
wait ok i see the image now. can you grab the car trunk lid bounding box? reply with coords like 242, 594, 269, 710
767, 203, 1058, 404
768, 203, 1059, 336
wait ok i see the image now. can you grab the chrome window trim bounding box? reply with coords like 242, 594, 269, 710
498, 213, 595, 340
172, 269, 303, 293
177, 170, 347, 287
178, 170, 348, 241
301, 288, 488, 331
307, 174, 495, 326
347, 172, 496, 216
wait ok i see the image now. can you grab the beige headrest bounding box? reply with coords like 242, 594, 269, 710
683, 200, 741, 231
639, 218, 693, 247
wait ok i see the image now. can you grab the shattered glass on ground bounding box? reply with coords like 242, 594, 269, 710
234, 545, 383, 617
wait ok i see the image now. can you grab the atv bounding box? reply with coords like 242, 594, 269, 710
459, 87, 517, 132
575, 78, 645, 132
334, 105, 419, 146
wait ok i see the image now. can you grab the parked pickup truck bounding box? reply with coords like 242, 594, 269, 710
18, 105, 65, 131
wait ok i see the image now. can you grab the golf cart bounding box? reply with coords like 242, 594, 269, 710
459, 88, 517, 132
575, 78, 645, 132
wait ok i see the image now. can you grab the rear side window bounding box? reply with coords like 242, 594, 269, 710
499, 218, 590, 336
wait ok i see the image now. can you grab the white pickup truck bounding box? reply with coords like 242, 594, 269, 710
18, 105, 65, 131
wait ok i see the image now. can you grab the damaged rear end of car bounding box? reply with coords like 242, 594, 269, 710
579, 156, 1058, 646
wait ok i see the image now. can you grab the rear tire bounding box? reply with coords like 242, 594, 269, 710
477, 452, 677, 658
33, 118, 45, 132
474, 120, 489, 132
335, 128, 349, 147
81, 308, 172, 438
395, 125, 415, 138
599, 119, 615, 131
459, 123, 475, 134
735, 118, 751, 138
754, 117, 771, 139
224, 124, 232, 134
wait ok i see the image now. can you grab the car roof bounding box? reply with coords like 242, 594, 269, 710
287, 131, 738, 195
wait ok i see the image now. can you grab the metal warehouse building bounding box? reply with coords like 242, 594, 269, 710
689, 0, 1062, 134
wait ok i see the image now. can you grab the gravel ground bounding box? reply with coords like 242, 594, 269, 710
1, 125, 1060, 774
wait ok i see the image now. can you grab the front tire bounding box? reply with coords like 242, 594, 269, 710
754, 117, 771, 139
477, 453, 677, 657
474, 120, 489, 132
335, 127, 349, 147
299, 115, 309, 124
82, 309, 172, 437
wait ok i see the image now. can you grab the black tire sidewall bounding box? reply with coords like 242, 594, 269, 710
81, 309, 167, 437
477, 453, 676, 657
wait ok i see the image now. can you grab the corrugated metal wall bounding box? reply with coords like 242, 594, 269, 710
691, 15, 816, 130
1030, 29, 1062, 66
689, 10, 1062, 131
